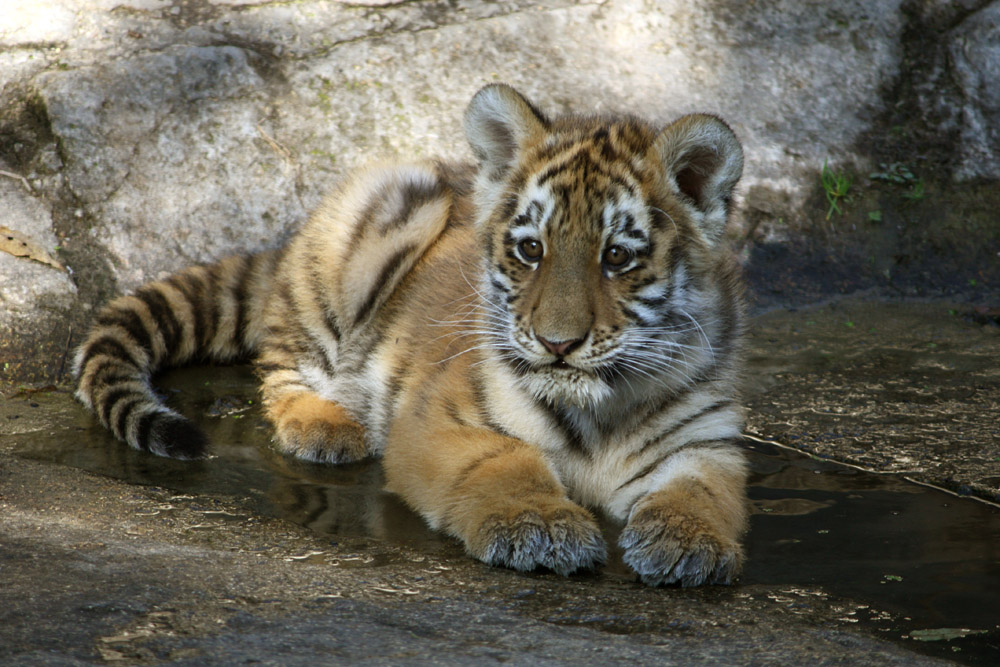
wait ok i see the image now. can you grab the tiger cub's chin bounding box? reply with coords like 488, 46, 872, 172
522, 364, 615, 410
74, 83, 749, 587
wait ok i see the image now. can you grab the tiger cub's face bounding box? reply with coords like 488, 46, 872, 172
465, 86, 744, 409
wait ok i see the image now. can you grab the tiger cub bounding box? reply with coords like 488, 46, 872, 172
75, 84, 748, 586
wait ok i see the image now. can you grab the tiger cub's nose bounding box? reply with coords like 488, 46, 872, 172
538, 335, 585, 357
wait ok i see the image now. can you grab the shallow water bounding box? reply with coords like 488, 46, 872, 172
8, 301, 1000, 664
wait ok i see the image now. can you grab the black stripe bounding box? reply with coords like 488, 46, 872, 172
489, 277, 509, 295
134, 410, 159, 452
88, 361, 137, 391
536, 157, 574, 187
204, 263, 223, 350
497, 193, 519, 224
555, 150, 615, 193
616, 211, 635, 233
81, 335, 142, 370
113, 396, 145, 441
275, 277, 296, 318
254, 362, 291, 374
385, 362, 409, 416
194, 266, 218, 348
635, 274, 659, 289
613, 122, 651, 156
552, 184, 571, 210
323, 307, 342, 342
450, 442, 518, 494
483, 226, 495, 262
537, 141, 639, 192
529, 138, 567, 164
96, 308, 154, 356
202, 264, 221, 349
444, 398, 470, 427
617, 438, 737, 492
231, 256, 253, 353
353, 243, 415, 327
380, 178, 445, 234
99, 385, 138, 426
636, 295, 669, 309
307, 260, 342, 343
668, 246, 684, 281
549, 405, 587, 456
259, 339, 303, 358
167, 272, 208, 353
621, 306, 641, 323
469, 371, 513, 438
300, 335, 336, 378
616, 454, 669, 493
598, 134, 619, 164
603, 169, 637, 194
630, 400, 735, 461
135, 286, 182, 356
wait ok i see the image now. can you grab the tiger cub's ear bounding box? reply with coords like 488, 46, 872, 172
464, 84, 549, 180
654, 115, 743, 244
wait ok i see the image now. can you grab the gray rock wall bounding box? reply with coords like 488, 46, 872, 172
1, 0, 998, 389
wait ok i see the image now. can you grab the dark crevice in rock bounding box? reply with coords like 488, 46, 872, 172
0, 86, 56, 172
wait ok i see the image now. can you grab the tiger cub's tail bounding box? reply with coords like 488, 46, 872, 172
73, 251, 280, 458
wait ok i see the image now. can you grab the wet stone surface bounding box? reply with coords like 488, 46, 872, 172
745, 300, 1000, 502
2, 300, 999, 664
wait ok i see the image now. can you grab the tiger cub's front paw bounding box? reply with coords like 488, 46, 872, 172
467, 500, 607, 577
620, 501, 745, 587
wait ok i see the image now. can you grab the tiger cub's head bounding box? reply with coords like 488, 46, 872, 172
464, 84, 744, 409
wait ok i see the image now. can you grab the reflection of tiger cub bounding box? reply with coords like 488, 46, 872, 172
75, 85, 748, 586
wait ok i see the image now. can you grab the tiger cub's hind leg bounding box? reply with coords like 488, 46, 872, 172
256, 334, 368, 464
267, 390, 367, 463
252, 162, 453, 463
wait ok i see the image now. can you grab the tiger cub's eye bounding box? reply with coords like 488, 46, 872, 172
603, 245, 631, 268
518, 238, 543, 262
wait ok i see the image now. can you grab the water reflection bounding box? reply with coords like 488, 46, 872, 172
13, 381, 999, 664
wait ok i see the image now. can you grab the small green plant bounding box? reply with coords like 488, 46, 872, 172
821, 160, 853, 220
870, 161, 916, 184
903, 178, 926, 201
867, 210, 882, 222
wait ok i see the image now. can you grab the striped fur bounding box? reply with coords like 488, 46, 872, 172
76, 85, 749, 586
